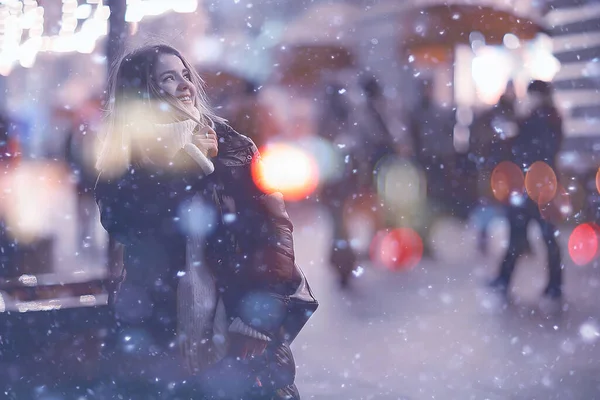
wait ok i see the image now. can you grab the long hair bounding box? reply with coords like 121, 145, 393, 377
96, 43, 226, 175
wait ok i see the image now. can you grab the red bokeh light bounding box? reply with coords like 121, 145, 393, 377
490, 161, 525, 203
568, 223, 599, 266
370, 228, 423, 270
525, 161, 558, 205
251, 143, 319, 201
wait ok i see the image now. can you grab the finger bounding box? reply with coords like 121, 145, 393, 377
197, 127, 217, 139
193, 139, 218, 152
193, 137, 218, 149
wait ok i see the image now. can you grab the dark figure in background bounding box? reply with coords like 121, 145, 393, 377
317, 82, 358, 288
489, 80, 564, 299
358, 75, 396, 178
470, 82, 522, 255
0, 112, 20, 278
318, 76, 395, 287
64, 100, 101, 254
220, 81, 281, 151
408, 81, 455, 257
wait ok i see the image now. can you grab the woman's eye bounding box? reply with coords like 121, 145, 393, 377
184, 74, 191, 81
162, 76, 174, 82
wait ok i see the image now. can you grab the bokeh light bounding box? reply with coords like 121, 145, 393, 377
375, 156, 426, 212
595, 167, 600, 194
490, 161, 524, 203
525, 161, 558, 205
539, 184, 572, 224
177, 197, 217, 238
370, 228, 423, 271
252, 143, 319, 201
0, 162, 65, 243
568, 223, 599, 266
472, 47, 512, 105
297, 136, 344, 185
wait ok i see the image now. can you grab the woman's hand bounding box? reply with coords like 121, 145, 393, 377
192, 126, 218, 158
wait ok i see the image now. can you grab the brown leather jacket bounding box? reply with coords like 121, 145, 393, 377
95, 122, 317, 343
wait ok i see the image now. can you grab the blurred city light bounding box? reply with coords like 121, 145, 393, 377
525, 34, 561, 82
525, 161, 558, 205
568, 223, 599, 266
503, 33, 520, 50
0, 0, 198, 73
177, 198, 218, 238
0, 162, 65, 243
251, 143, 319, 201
472, 47, 512, 104
125, 0, 198, 23
370, 228, 423, 271
490, 161, 525, 204
297, 136, 344, 185
375, 156, 426, 212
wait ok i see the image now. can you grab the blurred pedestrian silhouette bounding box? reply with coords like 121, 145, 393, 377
408, 80, 455, 258
64, 97, 102, 255
317, 74, 395, 287
222, 81, 280, 150
470, 82, 525, 255
488, 80, 564, 299
317, 81, 358, 287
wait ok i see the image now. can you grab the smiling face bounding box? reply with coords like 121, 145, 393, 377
154, 53, 198, 118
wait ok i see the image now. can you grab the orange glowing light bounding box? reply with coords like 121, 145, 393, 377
490, 161, 525, 203
568, 223, 599, 266
370, 228, 423, 270
539, 184, 572, 224
596, 167, 600, 194
525, 161, 557, 205
251, 143, 319, 201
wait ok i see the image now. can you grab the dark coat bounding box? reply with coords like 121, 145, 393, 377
95, 122, 317, 345
511, 105, 563, 171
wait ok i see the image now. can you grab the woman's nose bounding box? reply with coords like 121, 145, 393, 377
177, 78, 190, 91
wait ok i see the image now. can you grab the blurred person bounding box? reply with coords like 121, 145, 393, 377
0, 111, 20, 278
408, 80, 455, 258
470, 82, 524, 255
95, 44, 317, 399
317, 81, 358, 287
223, 81, 280, 150
488, 80, 564, 299
64, 98, 102, 254
317, 75, 397, 287
357, 74, 397, 179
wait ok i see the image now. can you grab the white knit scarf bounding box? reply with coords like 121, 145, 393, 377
177, 213, 229, 374
153, 109, 229, 373
153, 108, 201, 160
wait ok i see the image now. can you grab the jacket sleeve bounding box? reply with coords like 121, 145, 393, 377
232, 142, 301, 292
95, 146, 214, 246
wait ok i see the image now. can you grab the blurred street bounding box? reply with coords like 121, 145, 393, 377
1, 184, 600, 399
289, 205, 600, 400
0, 1, 599, 399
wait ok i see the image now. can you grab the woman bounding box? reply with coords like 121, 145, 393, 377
95, 44, 317, 399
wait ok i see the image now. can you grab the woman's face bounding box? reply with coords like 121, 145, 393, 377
154, 53, 197, 117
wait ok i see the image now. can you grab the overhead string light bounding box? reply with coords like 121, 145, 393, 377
0, 0, 198, 74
